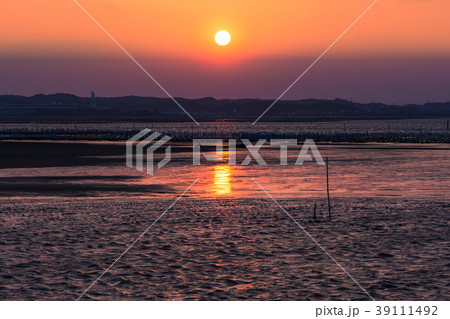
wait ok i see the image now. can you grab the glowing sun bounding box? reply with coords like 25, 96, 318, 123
215, 30, 231, 46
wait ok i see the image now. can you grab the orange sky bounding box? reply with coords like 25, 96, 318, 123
1, 0, 449, 103
1, 0, 450, 60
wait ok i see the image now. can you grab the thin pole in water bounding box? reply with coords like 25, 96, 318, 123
313, 202, 317, 221
326, 157, 332, 220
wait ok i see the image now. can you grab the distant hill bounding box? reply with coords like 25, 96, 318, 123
0, 94, 449, 121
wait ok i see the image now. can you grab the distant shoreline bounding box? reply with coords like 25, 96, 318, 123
1, 94, 449, 121
0, 115, 449, 123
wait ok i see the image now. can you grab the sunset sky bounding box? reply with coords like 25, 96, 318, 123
1, 0, 449, 103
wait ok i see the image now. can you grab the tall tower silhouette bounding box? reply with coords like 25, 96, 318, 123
89, 91, 96, 109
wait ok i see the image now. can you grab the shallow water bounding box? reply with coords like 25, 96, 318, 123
1, 143, 448, 199
0, 142, 449, 300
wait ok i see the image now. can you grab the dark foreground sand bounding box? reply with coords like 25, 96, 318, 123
0, 197, 448, 300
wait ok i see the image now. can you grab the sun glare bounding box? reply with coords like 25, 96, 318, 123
213, 165, 232, 195
215, 30, 231, 46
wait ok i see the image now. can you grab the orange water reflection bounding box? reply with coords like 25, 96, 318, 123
213, 165, 232, 195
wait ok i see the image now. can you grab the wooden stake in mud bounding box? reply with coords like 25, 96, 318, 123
326, 157, 332, 220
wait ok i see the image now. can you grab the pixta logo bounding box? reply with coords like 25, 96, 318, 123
193, 139, 324, 166
126, 129, 324, 175
126, 129, 172, 175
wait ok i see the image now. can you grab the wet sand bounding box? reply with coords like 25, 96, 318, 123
0, 197, 448, 300
0, 141, 191, 169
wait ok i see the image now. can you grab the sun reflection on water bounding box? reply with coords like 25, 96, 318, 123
213, 165, 232, 195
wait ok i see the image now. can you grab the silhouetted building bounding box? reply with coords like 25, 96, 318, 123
89, 91, 96, 109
